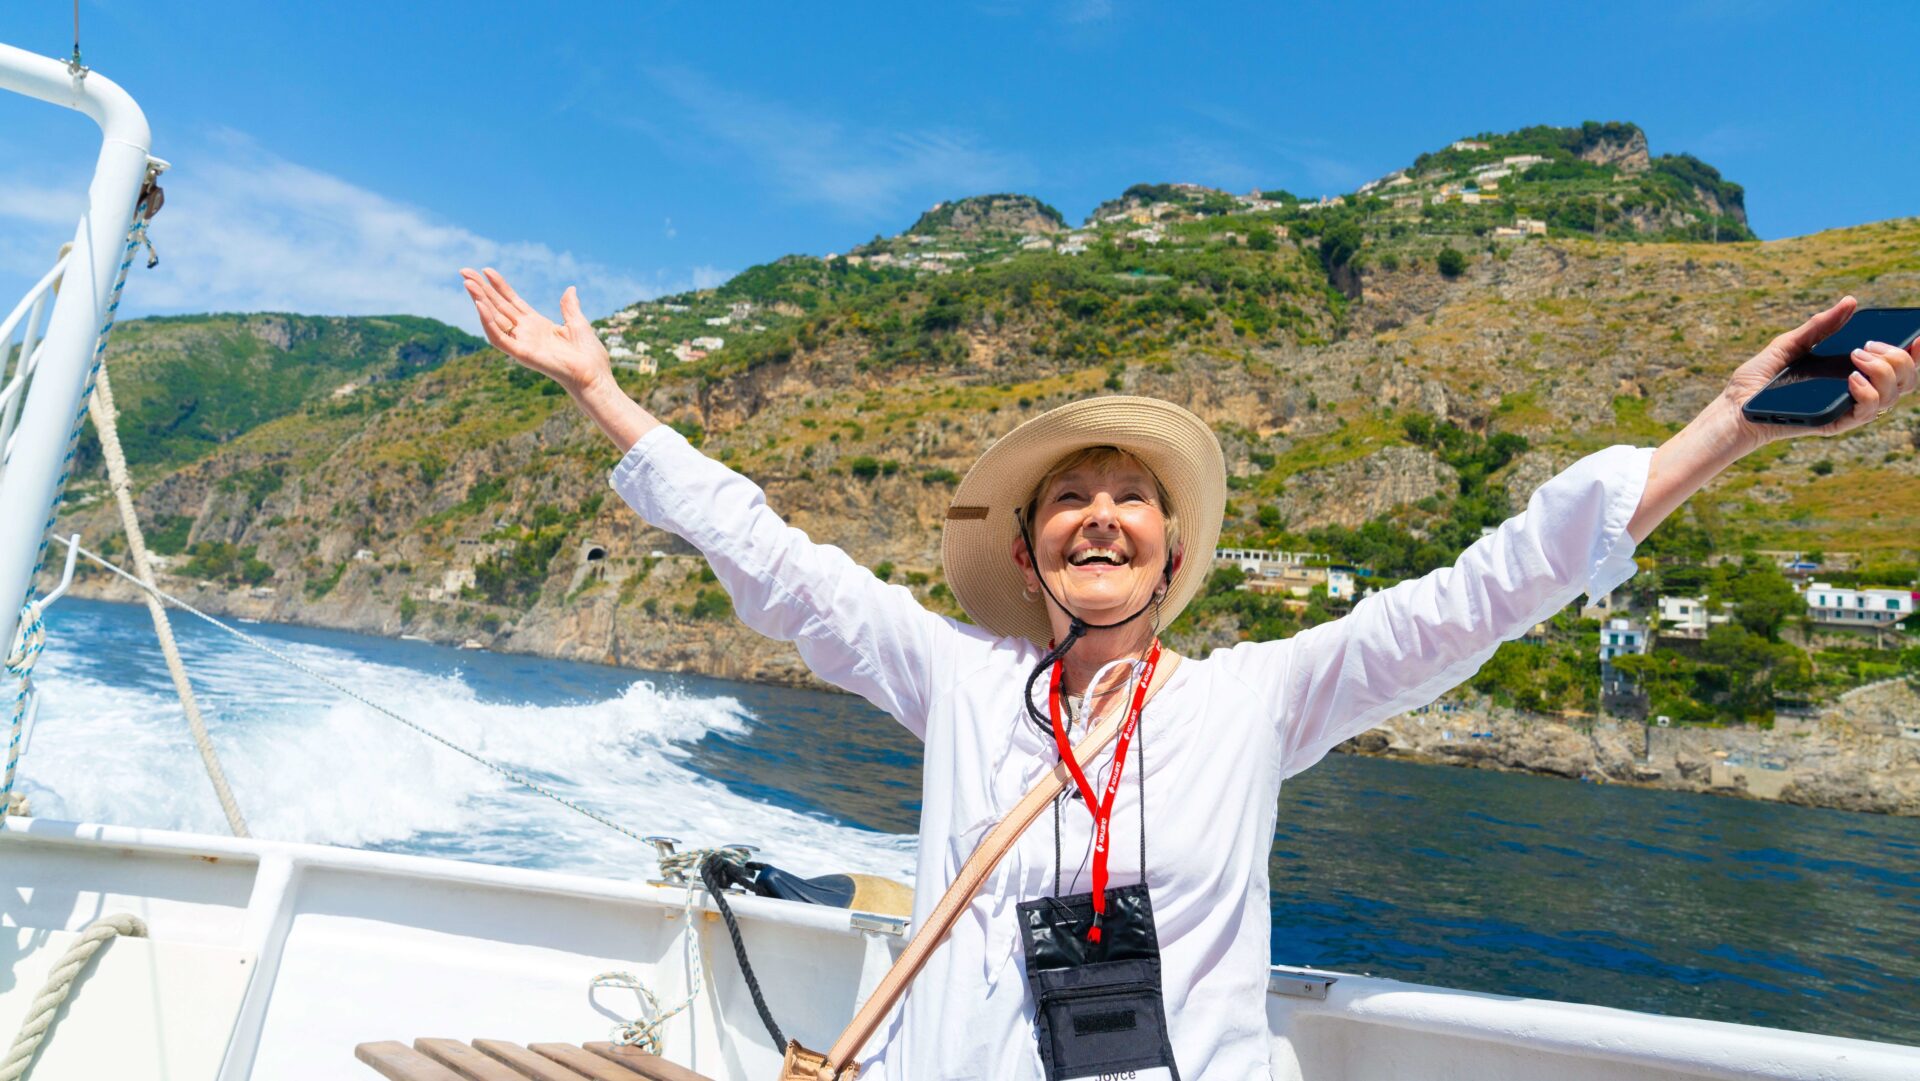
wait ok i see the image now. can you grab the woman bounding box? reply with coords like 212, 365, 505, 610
461, 268, 1913, 1080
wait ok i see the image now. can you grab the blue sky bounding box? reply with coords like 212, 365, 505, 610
3, 1, 1916, 331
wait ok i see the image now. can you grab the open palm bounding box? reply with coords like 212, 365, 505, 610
460, 267, 611, 394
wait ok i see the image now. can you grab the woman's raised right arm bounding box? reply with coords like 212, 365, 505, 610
459, 268, 967, 734
461, 268, 659, 449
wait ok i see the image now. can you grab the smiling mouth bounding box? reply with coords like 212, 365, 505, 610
1067, 548, 1129, 567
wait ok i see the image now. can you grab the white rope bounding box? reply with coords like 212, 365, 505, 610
86, 360, 248, 837
0, 913, 148, 1081
592, 847, 743, 1054
51, 536, 659, 849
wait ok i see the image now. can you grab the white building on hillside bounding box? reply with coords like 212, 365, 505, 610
1599, 618, 1649, 661
1805, 582, 1915, 627
1657, 595, 1730, 639
1215, 548, 1327, 576
1327, 568, 1356, 601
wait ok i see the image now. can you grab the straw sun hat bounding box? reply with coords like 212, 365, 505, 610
940, 396, 1226, 646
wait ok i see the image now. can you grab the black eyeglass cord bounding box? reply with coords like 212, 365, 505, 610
1018, 510, 1170, 741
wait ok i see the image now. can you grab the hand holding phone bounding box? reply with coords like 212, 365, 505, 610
1741, 307, 1920, 426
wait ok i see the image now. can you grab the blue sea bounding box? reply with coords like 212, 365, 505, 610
20, 598, 1920, 1045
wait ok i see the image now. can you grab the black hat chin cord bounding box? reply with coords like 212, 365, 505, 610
1019, 513, 1172, 738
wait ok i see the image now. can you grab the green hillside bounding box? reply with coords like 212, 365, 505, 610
81, 313, 480, 473
56, 121, 1920, 726
1403, 120, 1752, 242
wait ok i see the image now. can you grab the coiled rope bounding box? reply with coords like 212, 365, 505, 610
0, 913, 147, 1081
591, 847, 745, 1055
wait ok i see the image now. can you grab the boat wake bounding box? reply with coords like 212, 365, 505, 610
23, 609, 918, 883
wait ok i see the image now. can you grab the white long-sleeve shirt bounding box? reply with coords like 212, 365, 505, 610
611, 426, 1652, 1080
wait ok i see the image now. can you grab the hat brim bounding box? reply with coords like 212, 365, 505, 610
940, 396, 1225, 646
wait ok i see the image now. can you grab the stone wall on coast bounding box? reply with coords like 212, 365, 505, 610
1340, 680, 1920, 816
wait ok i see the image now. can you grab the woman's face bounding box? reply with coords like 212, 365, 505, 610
1013, 456, 1178, 628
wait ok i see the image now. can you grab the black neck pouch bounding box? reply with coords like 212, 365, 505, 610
1018, 883, 1181, 1080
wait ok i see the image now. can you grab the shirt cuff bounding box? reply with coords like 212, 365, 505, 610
1585, 444, 1655, 598
609, 423, 685, 485
607, 423, 709, 533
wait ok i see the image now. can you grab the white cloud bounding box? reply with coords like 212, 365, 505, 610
0, 182, 89, 285
0, 134, 675, 333
642, 67, 1025, 219
0, 182, 87, 227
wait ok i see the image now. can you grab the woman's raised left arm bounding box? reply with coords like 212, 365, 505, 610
1259, 296, 1915, 778
1629, 296, 1915, 541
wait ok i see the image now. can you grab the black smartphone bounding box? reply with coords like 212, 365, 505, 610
1742, 307, 1920, 426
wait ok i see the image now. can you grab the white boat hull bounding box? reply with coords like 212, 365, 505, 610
4, 816, 1917, 1080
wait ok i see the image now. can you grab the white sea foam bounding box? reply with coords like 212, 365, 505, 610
21, 628, 918, 883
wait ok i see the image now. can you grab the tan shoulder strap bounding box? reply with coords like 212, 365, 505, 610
817, 713, 1125, 1078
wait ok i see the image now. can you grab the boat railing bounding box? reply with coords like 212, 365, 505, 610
0, 41, 156, 657
0, 250, 68, 472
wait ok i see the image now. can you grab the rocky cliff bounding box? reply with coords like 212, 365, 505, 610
1343, 681, 1920, 816
907, 193, 1066, 237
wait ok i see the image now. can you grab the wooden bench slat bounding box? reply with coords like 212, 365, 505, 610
415, 1038, 534, 1081
585, 1041, 715, 1081
530, 1043, 653, 1081
472, 1040, 595, 1081
356, 1041, 468, 1081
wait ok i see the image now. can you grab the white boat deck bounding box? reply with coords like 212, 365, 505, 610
4, 815, 1918, 1081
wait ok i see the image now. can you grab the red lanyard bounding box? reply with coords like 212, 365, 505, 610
1048, 639, 1161, 943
